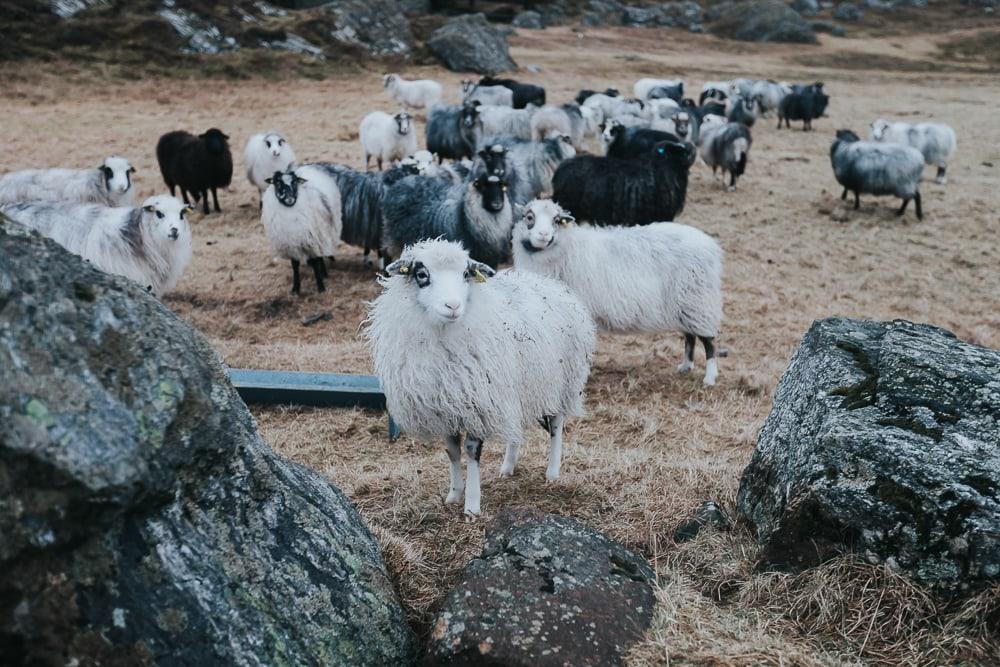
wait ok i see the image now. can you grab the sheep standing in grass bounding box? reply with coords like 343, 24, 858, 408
698, 117, 753, 190
778, 85, 829, 131
478, 76, 546, 108
461, 81, 514, 107
583, 94, 644, 125
477, 135, 576, 206
750, 80, 790, 117
1, 195, 192, 295
0, 156, 136, 207
476, 105, 537, 143
634, 78, 684, 101
365, 239, 596, 516
382, 73, 442, 110
426, 103, 482, 161
244, 132, 296, 202
830, 129, 925, 220
156, 128, 233, 214
512, 199, 723, 386
529, 104, 599, 148
575, 88, 619, 105
727, 96, 759, 127
869, 119, 957, 185
261, 165, 342, 294
360, 111, 417, 171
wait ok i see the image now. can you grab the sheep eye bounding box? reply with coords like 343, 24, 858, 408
156, 211, 164, 219
414, 268, 430, 286
265, 141, 271, 148
278, 139, 284, 145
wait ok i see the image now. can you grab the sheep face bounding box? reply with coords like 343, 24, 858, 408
385, 241, 496, 325
460, 103, 480, 129
265, 169, 307, 207
140, 195, 191, 246
672, 113, 691, 141
394, 112, 413, 136
653, 140, 695, 167
383, 74, 396, 88
478, 144, 507, 178
473, 175, 506, 214
870, 119, 890, 141
601, 119, 624, 145
263, 133, 289, 159
201, 128, 230, 154
101, 156, 135, 196
516, 199, 573, 253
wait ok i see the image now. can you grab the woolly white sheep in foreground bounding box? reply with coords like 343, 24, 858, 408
869, 118, 957, 185
244, 131, 297, 198
365, 239, 596, 516
382, 73, 442, 110
261, 165, 342, 294
0, 156, 136, 207
1, 194, 192, 295
512, 199, 723, 386
360, 111, 418, 171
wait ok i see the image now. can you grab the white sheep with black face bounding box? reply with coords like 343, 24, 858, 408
244, 131, 297, 197
512, 199, 724, 386
869, 118, 957, 185
360, 110, 418, 171
1, 194, 192, 295
365, 238, 596, 517
0, 156, 136, 207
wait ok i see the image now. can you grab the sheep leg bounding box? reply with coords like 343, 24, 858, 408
365, 154, 371, 171
377, 157, 383, 172
777, 116, 783, 130
728, 171, 737, 191
309, 258, 326, 293
935, 166, 947, 185
318, 257, 329, 278
897, 198, 910, 216
201, 190, 210, 215
853, 191, 861, 210
444, 435, 464, 504
841, 188, 848, 200
500, 441, 520, 477
914, 191, 923, 221
678, 333, 696, 373
179, 188, 189, 205
464, 436, 483, 516
545, 415, 565, 482
700, 336, 718, 387
211, 188, 221, 213
290, 259, 301, 295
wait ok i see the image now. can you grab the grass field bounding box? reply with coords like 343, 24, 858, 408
4, 21, 999, 665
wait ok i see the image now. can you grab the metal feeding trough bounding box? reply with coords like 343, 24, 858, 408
226, 369, 400, 440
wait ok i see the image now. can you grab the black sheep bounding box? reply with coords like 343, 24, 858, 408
552, 140, 692, 226
574, 88, 620, 105
603, 122, 690, 164
778, 85, 829, 131
697, 100, 727, 119
478, 76, 546, 109
156, 128, 233, 214
426, 103, 481, 161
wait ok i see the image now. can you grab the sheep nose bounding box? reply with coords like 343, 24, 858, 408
444, 301, 461, 312
169, 227, 179, 240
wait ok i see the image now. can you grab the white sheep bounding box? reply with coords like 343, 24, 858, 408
382, 73, 443, 110
475, 105, 537, 143
869, 119, 957, 185
512, 199, 723, 386
749, 80, 791, 116
261, 165, 343, 294
0, 156, 136, 207
583, 94, 644, 125
460, 80, 514, 107
365, 238, 596, 517
633, 78, 684, 101
1, 195, 192, 295
244, 131, 297, 198
360, 110, 418, 171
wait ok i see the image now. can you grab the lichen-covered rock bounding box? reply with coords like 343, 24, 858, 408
623, 5, 665, 25
0, 219, 417, 665
323, 0, 414, 57
426, 509, 655, 666
158, 6, 239, 54
709, 0, 817, 43
513, 10, 545, 29
791, 0, 821, 15
657, 1, 705, 30
834, 1, 863, 20
427, 12, 517, 74
738, 318, 1000, 594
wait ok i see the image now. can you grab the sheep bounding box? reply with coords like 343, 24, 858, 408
574, 88, 619, 105
244, 131, 296, 204
1, 195, 192, 295
360, 111, 418, 171
645, 97, 681, 123
634, 78, 684, 101
474, 104, 539, 143
727, 78, 755, 99
156, 128, 233, 215
778, 85, 829, 131
365, 238, 596, 516
529, 103, 600, 148
0, 156, 136, 207
601, 120, 690, 165
749, 80, 790, 117
512, 199, 723, 386
382, 173, 513, 268
461, 80, 514, 107
426, 103, 482, 161
655, 111, 700, 145
261, 165, 343, 294
478, 76, 546, 108
476, 135, 576, 206
727, 96, 759, 128
869, 119, 957, 185
583, 94, 644, 124
699, 81, 730, 105
698, 117, 753, 190
382, 73, 443, 110
552, 139, 693, 226
830, 129, 925, 220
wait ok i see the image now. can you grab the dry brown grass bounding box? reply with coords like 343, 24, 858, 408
4, 22, 1000, 665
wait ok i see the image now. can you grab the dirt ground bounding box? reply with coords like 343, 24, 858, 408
4, 22, 1000, 665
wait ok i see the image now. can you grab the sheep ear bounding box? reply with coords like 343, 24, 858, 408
557, 213, 575, 226
467, 260, 495, 282
478, 149, 489, 160
128, 166, 136, 174
385, 259, 411, 276
294, 176, 308, 184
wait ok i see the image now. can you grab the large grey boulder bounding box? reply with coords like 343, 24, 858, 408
0, 219, 417, 665
709, 0, 817, 43
738, 318, 1000, 594
512, 10, 545, 29
427, 13, 517, 74
834, 1, 863, 20
426, 509, 655, 666
791, 0, 821, 15
323, 0, 414, 57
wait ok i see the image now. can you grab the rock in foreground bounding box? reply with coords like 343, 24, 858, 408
709, 0, 817, 43
427, 13, 517, 74
426, 509, 655, 666
738, 318, 1000, 593
0, 219, 416, 665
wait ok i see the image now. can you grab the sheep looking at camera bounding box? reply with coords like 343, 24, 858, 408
382, 73, 442, 110
830, 129, 925, 220
869, 119, 957, 185
778, 84, 829, 131
512, 199, 723, 386
426, 103, 482, 161
475, 135, 576, 207
0, 156, 136, 207
360, 111, 417, 171
365, 238, 596, 516
1, 195, 192, 295
699, 117, 753, 190
244, 132, 297, 199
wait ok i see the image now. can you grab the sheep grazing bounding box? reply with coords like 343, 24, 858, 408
261, 165, 343, 294
552, 139, 693, 226
476, 105, 537, 143
461, 80, 514, 107
365, 238, 596, 516
156, 128, 233, 215
478, 76, 546, 109
634, 78, 684, 101
477, 135, 576, 206
698, 117, 753, 190
602, 120, 691, 165
778, 85, 829, 131
869, 119, 957, 185
750, 80, 790, 117
1, 195, 192, 295
574, 88, 619, 105
382, 174, 513, 268
727, 96, 759, 128
529, 103, 600, 148
244, 131, 296, 202
512, 199, 723, 386
426, 103, 482, 161
360, 110, 417, 171
830, 129, 925, 220
0, 156, 136, 207
382, 73, 443, 110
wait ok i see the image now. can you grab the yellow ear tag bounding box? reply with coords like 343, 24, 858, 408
398, 265, 409, 274
473, 269, 487, 284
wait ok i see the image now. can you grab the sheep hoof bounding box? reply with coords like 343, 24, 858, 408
499, 466, 515, 478
445, 490, 462, 504
545, 470, 560, 483
677, 360, 694, 373
463, 509, 480, 522
727, 185, 737, 193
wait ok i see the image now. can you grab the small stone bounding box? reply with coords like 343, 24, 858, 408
673, 501, 732, 542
